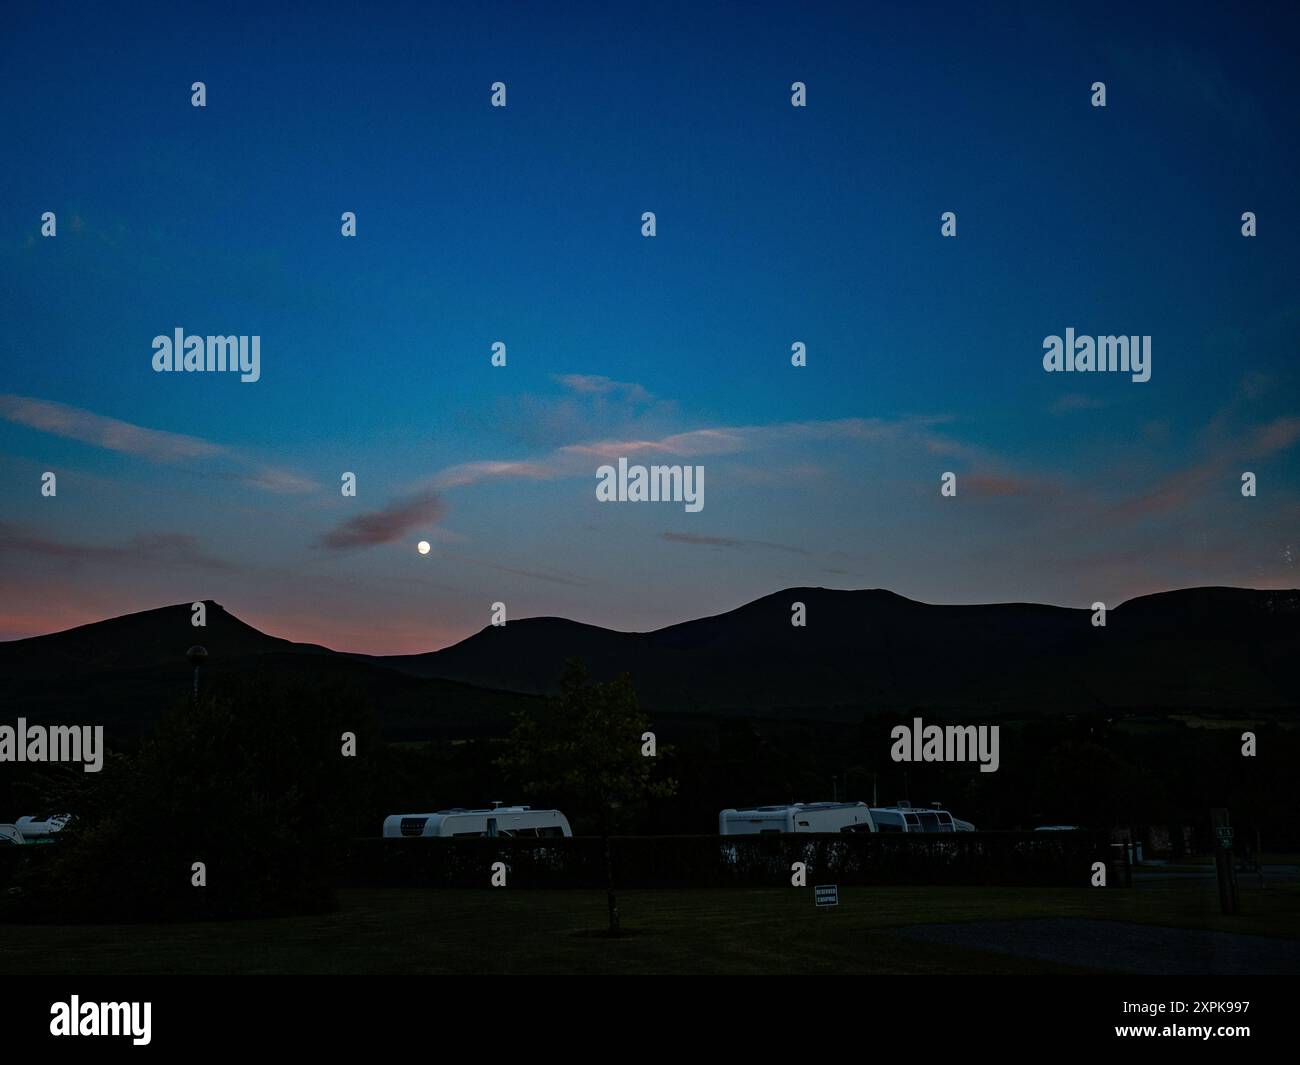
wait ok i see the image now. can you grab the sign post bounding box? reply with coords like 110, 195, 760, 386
1210, 808, 1238, 915
814, 884, 839, 909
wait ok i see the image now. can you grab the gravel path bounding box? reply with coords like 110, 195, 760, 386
882, 918, 1300, 974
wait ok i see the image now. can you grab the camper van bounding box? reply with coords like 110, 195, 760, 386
869, 802, 974, 833
11, 814, 69, 842
718, 802, 876, 836
382, 805, 572, 839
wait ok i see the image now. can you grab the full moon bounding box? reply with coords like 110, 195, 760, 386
417, 540, 431, 555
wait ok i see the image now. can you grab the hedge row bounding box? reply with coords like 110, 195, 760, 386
0, 832, 1113, 898
339, 832, 1112, 888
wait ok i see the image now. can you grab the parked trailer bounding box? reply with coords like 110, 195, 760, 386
869, 802, 974, 833
719, 801, 876, 835
383, 806, 572, 839
12, 814, 70, 841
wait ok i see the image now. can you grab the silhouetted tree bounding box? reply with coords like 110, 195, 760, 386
497, 661, 675, 934
4, 674, 376, 922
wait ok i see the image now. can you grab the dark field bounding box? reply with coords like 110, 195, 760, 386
4, 876, 1297, 975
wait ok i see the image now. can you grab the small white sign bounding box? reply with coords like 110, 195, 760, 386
814, 884, 839, 908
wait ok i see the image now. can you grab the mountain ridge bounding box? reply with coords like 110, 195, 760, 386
2, 587, 1297, 723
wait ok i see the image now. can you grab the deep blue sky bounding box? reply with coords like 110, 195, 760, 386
1, 1, 1297, 651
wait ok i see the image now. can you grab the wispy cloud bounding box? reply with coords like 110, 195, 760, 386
964, 474, 1054, 498
1249, 417, 1300, 455
0, 394, 318, 494
1105, 411, 1300, 524
1049, 392, 1109, 415
553, 374, 653, 404
0, 522, 230, 570
662, 531, 808, 554
432, 460, 559, 490
316, 491, 445, 550
441, 553, 591, 587
662, 532, 744, 548
558, 427, 750, 463
426, 415, 971, 489
241, 466, 320, 494
0, 393, 222, 462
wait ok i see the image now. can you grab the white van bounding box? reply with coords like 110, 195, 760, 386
718, 802, 876, 835
382, 805, 572, 839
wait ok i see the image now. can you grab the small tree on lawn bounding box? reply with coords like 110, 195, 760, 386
497, 660, 675, 935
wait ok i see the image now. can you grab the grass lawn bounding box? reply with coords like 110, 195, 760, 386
3, 879, 1297, 975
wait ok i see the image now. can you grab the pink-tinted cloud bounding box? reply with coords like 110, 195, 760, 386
1250, 417, 1300, 455
241, 466, 321, 494
432, 460, 559, 490
1103, 412, 1300, 524
965, 474, 1054, 498
553, 374, 653, 404
559, 427, 749, 462
421, 415, 1017, 499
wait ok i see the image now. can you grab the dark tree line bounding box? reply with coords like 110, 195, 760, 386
3, 665, 1293, 923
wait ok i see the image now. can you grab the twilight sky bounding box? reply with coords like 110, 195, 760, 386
1, 1, 1297, 653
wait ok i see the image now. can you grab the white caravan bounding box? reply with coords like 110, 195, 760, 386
383, 806, 572, 839
869, 803, 974, 833
12, 814, 70, 841
718, 802, 876, 835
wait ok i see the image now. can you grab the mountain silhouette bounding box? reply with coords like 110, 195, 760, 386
382, 586, 1300, 713
1, 587, 1297, 735
0, 601, 329, 674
